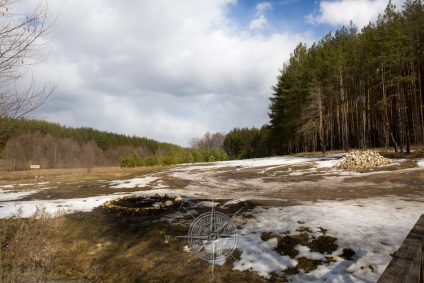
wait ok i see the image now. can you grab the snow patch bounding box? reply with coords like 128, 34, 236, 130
315, 159, 339, 168
0, 189, 40, 202
110, 176, 158, 188
295, 245, 327, 261
222, 199, 243, 207
235, 196, 424, 282
173, 156, 317, 172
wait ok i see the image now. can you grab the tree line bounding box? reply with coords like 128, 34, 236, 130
222, 126, 270, 159
3, 1, 424, 170
211, 1, 424, 160
268, 0, 424, 154
0, 117, 177, 152
120, 131, 229, 167
0, 118, 183, 170
0, 118, 230, 170
119, 147, 228, 167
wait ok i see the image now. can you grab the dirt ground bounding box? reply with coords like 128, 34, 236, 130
1, 150, 423, 282
1, 149, 422, 202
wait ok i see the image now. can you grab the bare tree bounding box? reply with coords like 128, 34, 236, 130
189, 131, 226, 149
0, 0, 56, 126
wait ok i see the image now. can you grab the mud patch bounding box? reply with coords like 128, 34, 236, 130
339, 248, 356, 260
215, 168, 267, 181
155, 174, 191, 189
263, 174, 325, 183
260, 228, 338, 275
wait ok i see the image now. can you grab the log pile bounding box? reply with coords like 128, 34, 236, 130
336, 150, 391, 170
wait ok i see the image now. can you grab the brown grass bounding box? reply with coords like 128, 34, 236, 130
0, 166, 170, 187
0, 206, 65, 282
0, 148, 423, 281
48, 205, 276, 283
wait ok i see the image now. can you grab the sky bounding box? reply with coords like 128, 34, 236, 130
23, 0, 404, 147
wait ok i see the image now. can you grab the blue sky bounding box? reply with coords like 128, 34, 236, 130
226, 0, 319, 34
23, 0, 404, 146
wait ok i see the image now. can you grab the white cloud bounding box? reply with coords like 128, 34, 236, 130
20, 0, 312, 146
249, 2, 273, 31
256, 2, 273, 14
249, 14, 268, 31
306, 0, 404, 28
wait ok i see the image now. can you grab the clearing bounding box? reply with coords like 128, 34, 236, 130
0, 150, 423, 282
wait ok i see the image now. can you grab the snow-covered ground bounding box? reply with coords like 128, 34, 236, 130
1, 154, 423, 282
235, 196, 423, 282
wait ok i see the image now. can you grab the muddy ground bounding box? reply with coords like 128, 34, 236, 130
0, 150, 423, 282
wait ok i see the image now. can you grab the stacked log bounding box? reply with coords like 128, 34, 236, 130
335, 150, 391, 170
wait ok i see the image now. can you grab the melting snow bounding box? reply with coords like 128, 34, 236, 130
173, 156, 316, 172
0, 188, 40, 202
235, 196, 424, 282
315, 159, 339, 168
0, 153, 423, 282
110, 176, 159, 188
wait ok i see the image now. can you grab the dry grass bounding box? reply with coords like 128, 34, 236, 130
0, 148, 423, 281
48, 202, 273, 283
0, 166, 170, 187
0, 206, 65, 282
0, 198, 272, 282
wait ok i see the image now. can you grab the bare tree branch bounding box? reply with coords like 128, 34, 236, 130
0, 0, 56, 121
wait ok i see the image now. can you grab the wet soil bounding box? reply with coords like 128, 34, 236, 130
1, 154, 423, 282
4, 158, 424, 203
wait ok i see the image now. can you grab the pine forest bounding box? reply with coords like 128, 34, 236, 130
268, 0, 424, 155
1, 1, 424, 169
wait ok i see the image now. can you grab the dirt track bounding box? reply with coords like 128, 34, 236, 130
1, 154, 424, 204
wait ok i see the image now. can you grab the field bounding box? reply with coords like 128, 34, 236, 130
1, 150, 424, 282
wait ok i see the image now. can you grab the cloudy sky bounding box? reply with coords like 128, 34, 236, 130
25, 0, 403, 146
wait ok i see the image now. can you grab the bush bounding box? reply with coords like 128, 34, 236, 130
119, 153, 144, 167
119, 148, 230, 167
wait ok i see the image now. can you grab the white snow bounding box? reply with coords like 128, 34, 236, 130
0, 194, 120, 218
235, 196, 424, 282
222, 199, 243, 207
288, 171, 306, 176
0, 154, 423, 282
0, 185, 15, 189
173, 156, 316, 172
295, 245, 327, 261
235, 237, 296, 278
0, 188, 40, 202
315, 159, 339, 168
0, 190, 167, 218
110, 176, 159, 188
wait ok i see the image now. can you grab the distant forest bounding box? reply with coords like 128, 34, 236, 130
0, 118, 228, 170
1, 1, 423, 169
